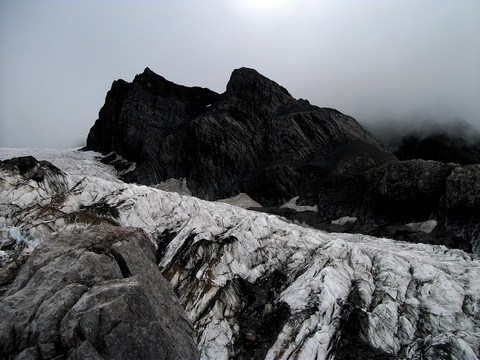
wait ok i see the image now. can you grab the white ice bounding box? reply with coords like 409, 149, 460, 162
1, 148, 479, 360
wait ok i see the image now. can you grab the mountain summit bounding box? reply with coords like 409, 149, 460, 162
86, 67, 394, 204
85, 68, 480, 253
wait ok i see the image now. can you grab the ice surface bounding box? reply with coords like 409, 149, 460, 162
1, 148, 479, 360
0, 148, 120, 182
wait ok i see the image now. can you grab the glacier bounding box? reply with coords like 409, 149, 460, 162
1, 148, 479, 359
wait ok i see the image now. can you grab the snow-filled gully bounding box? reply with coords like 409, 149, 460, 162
1, 149, 479, 359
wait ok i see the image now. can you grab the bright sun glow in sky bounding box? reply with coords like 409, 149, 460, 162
0, 0, 479, 148
240, 0, 293, 10
234, 0, 295, 17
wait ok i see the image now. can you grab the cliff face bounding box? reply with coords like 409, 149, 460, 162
86, 67, 220, 184
85, 68, 479, 253
86, 67, 394, 205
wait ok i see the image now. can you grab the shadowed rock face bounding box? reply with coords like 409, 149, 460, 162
445, 165, 480, 252
84, 67, 479, 252
364, 160, 452, 223
0, 226, 199, 360
86, 67, 395, 205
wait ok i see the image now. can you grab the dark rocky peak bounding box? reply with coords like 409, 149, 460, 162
224, 67, 294, 112
86, 68, 219, 159
85, 67, 396, 205
133, 67, 219, 103
275, 98, 316, 116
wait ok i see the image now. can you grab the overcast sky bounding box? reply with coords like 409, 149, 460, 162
1, 0, 479, 148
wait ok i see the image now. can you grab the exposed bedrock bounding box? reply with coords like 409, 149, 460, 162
253, 159, 480, 253
445, 165, 480, 253
363, 159, 451, 223
0, 226, 199, 360
363, 160, 480, 252
85, 67, 479, 252
85, 67, 394, 205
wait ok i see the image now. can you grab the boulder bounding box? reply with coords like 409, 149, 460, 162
0, 226, 199, 360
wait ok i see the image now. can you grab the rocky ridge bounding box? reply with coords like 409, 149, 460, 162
1, 152, 479, 359
86, 67, 395, 205
85, 68, 479, 253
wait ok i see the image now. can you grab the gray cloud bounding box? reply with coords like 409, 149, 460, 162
1, 0, 479, 148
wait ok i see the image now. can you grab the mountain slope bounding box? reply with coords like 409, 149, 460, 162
1, 150, 479, 359
85, 67, 395, 205
83, 68, 480, 254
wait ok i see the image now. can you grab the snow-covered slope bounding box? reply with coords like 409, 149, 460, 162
1, 149, 479, 359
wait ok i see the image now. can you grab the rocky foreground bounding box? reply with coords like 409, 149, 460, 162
1, 151, 479, 359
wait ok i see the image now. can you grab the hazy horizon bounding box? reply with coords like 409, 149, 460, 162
1, 0, 479, 148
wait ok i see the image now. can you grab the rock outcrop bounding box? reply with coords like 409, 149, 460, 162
86, 67, 395, 205
0, 156, 70, 274
84, 67, 480, 253
0, 225, 199, 360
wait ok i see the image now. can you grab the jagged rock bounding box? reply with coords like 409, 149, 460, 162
83, 67, 480, 252
249, 158, 477, 253
85, 67, 395, 205
86, 67, 220, 186
99, 151, 136, 177
0, 225, 199, 360
0, 156, 70, 266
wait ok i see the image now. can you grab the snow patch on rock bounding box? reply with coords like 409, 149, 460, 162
406, 219, 438, 233
217, 193, 262, 209
153, 178, 192, 196
281, 196, 318, 212
0, 148, 120, 183
332, 216, 358, 225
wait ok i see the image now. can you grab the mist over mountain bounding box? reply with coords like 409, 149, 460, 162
366, 119, 480, 151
